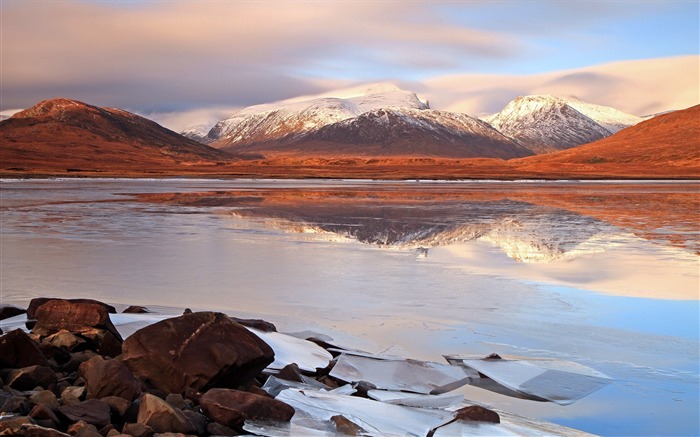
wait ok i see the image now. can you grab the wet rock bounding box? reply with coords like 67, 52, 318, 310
27, 298, 116, 320
276, 363, 304, 383
121, 312, 274, 394
7, 365, 57, 391
205, 422, 237, 436
454, 405, 500, 424
331, 414, 369, 435
122, 306, 150, 314
79, 356, 140, 401
121, 422, 154, 437
0, 329, 51, 368
0, 304, 26, 321
199, 388, 294, 429
57, 399, 111, 428
136, 393, 194, 434
30, 390, 60, 411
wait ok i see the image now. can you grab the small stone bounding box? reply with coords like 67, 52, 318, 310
30, 390, 60, 410
66, 420, 101, 437
0, 329, 51, 368
1, 395, 32, 415
15, 423, 72, 436
79, 356, 140, 401
454, 405, 501, 423
122, 306, 150, 314
121, 422, 154, 437
0, 416, 36, 433
331, 414, 369, 435
206, 422, 237, 436
61, 386, 86, 406
100, 396, 132, 418
28, 403, 61, 429
43, 330, 86, 351
199, 388, 294, 429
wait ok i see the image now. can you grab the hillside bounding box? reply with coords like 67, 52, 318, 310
0, 98, 235, 174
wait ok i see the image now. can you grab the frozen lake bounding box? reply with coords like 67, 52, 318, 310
1, 178, 698, 436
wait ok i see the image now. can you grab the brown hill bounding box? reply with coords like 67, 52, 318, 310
0, 98, 236, 174
510, 105, 700, 178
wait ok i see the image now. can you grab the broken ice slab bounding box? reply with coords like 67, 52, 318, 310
367, 389, 464, 409
261, 375, 331, 397
329, 352, 472, 394
445, 354, 612, 405
272, 388, 455, 436
249, 328, 333, 372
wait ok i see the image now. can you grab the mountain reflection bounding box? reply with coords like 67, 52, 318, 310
136, 182, 698, 263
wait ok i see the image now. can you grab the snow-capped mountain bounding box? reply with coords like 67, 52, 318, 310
207, 84, 427, 148
484, 95, 642, 153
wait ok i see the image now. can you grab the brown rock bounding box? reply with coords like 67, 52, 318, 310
57, 399, 111, 428
0, 329, 51, 368
205, 422, 237, 436
28, 403, 61, 429
61, 386, 86, 406
0, 416, 36, 433
27, 298, 116, 320
66, 420, 101, 437
62, 351, 98, 373
6, 365, 57, 391
32, 299, 122, 343
12, 423, 71, 436
454, 405, 501, 424
230, 317, 276, 332
1, 395, 32, 415
121, 312, 274, 394
136, 394, 194, 434
79, 356, 140, 401
121, 422, 154, 437
199, 388, 294, 429
100, 396, 131, 418
122, 306, 150, 314
0, 304, 26, 321
43, 330, 86, 351
180, 410, 208, 435
30, 390, 60, 411
331, 414, 369, 435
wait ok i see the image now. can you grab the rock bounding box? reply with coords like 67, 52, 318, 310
28, 403, 61, 429
100, 396, 131, 418
180, 410, 208, 435
57, 399, 111, 428
276, 363, 303, 382
39, 343, 72, 365
331, 414, 369, 435
27, 298, 116, 319
79, 356, 140, 401
66, 420, 101, 437
122, 312, 274, 394
43, 330, 86, 351
121, 422, 154, 437
136, 394, 194, 434
230, 317, 276, 332
0, 329, 51, 368
1, 395, 32, 415
62, 351, 98, 374
0, 416, 35, 433
122, 306, 150, 314
0, 304, 26, 321
61, 386, 86, 406
79, 328, 122, 358
454, 405, 501, 424
205, 422, 237, 436
11, 423, 71, 436
30, 390, 60, 411
199, 388, 294, 429
6, 365, 57, 391
164, 394, 187, 410
32, 299, 122, 343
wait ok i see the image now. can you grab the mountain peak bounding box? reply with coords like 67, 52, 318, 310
12, 98, 97, 119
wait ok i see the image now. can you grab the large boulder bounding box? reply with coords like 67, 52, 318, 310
121, 312, 274, 394
199, 388, 294, 429
0, 329, 50, 368
6, 365, 57, 391
57, 399, 111, 428
78, 355, 141, 401
136, 393, 194, 434
27, 298, 116, 319
0, 304, 26, 321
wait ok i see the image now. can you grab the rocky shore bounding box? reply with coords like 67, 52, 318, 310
0, 298, 592, 436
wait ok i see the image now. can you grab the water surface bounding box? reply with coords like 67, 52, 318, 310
1, 178, 698, 436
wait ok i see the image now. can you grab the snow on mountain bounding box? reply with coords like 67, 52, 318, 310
207, 85, 427, 148
484, 95, 642, 154
180, 123, 213, 143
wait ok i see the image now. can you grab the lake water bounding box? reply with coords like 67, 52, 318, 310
1, 178, 698, 436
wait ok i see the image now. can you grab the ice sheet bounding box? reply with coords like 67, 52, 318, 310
249, 328, 333, 372
367, 390, 464, 408
329, 353, 472, 394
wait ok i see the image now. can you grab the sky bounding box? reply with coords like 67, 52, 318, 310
1, 0, 698, 131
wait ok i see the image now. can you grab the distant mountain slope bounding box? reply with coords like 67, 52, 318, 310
207, 85, 427, 148
484, 95, 642, 153
0, 98, 234, 173
248, 107, 533, 159
513, 104, 700, 177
